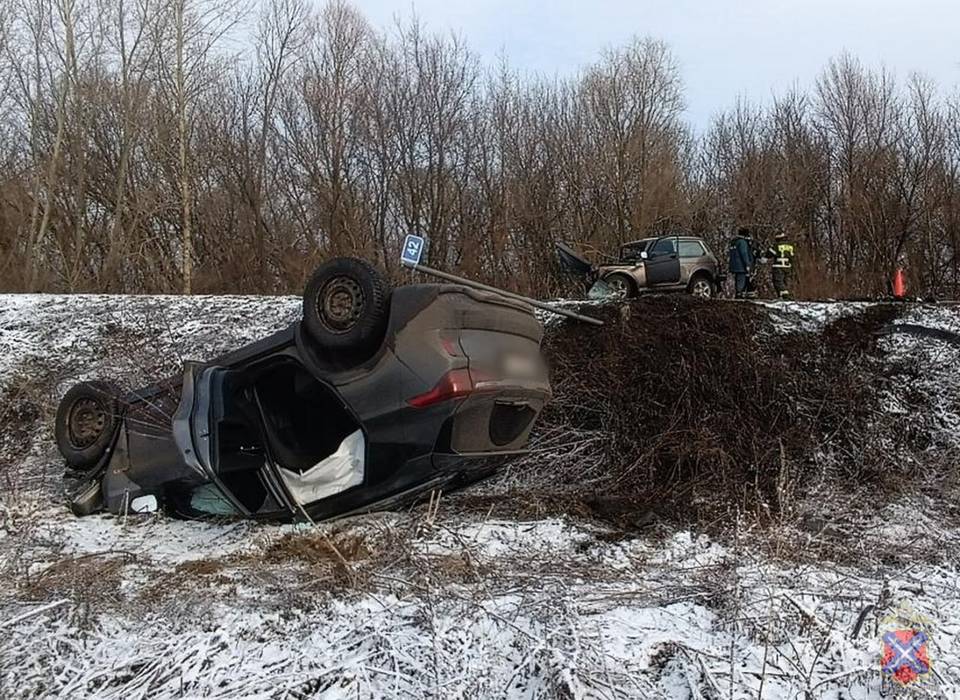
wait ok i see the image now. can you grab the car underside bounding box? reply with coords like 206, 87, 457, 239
56, 260, 551, 522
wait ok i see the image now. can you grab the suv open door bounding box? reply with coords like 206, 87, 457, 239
644, 237, 681, 286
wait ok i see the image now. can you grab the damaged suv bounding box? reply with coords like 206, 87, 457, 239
55, 258, 550, 522
558, 236, 724, 299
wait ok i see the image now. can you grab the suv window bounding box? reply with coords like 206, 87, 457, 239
679, 240, 706, 258
619, 239, 655, 263
649, 238, 677, 257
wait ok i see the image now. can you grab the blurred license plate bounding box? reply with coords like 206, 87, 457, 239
504, 354, 538, 377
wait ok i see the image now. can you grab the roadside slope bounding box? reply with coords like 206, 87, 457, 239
1, 294, 959, 698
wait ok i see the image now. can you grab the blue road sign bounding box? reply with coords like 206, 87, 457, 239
401, 234, 425, 266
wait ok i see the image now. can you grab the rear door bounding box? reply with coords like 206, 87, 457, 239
644, 236, 681, 285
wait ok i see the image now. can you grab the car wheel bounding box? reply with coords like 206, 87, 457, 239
55, 381, 121, 470
606, 274, 636, 299
688, 275, 714, 299
302, 257, 391, 361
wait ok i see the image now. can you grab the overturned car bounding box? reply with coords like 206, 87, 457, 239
55, 258, 550, 522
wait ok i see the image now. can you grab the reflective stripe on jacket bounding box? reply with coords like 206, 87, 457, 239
767, 242, 795, 269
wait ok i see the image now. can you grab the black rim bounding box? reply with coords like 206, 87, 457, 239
67, 397, 107, 449
318, 276, 365, 333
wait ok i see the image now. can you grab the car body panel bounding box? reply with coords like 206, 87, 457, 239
556, 242, 594, 277
643, 237, 682, 285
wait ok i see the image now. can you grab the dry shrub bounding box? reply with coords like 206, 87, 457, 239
262, 530, 372, 586
176, 559, 227, 577
487, 298, 907, 526
265, 531, 370, 564
0, 363, 56, 472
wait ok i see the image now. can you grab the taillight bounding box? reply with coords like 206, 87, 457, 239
407, 369, 475, 408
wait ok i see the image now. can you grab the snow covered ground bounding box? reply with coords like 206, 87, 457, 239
2, 294, 960, 699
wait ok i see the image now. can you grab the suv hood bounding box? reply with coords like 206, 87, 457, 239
556, 242, 594, 277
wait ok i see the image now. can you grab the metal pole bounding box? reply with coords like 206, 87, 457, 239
403, 261, 604, 326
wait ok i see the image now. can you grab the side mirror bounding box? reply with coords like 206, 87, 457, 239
640, 251, 649, 260
130, 495, 158, 513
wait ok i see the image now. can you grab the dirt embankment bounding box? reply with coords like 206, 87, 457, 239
469, 298, 958, 529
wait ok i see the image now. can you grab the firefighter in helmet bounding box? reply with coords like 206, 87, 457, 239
765, 232, 796, 299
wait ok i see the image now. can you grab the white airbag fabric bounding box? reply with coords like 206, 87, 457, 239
278, 430, 365, 504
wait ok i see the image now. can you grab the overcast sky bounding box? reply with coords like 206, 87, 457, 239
353, 0, 960, 130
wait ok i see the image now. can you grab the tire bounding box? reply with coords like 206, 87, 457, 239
55, 381, 122, 470
605, 274, 636, 299
687, 274, 714, 299
302, 257, 391, 362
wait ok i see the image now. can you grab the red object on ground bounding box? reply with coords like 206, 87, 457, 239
893, 269, 907, 299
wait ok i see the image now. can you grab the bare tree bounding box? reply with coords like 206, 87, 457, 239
581, 37, 685, 240
1, 1, 960, 299
250, 0, 308, 288
92, 0, 163, 290
153, 0, 245, 293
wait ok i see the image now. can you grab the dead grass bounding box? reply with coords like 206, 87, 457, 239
265, 530, 370, 565
175, 559, 227, 577
21, 552, 132, 606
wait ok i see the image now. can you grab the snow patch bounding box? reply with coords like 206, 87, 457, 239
755, 300, 872, 334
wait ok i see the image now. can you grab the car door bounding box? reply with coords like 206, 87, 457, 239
644, 237, 681, 286
188, 365, 296, 517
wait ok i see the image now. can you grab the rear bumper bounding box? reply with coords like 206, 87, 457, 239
444, 388, 548, 453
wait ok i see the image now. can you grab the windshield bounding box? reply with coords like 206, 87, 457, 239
619, 239, 654, 263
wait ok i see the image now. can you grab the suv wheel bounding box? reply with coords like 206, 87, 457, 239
688, 275, 714, 299
606, 274, 636, 299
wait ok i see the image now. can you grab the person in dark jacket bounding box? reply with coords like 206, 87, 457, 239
728, 227, 755, 299
765, 232, 796, 299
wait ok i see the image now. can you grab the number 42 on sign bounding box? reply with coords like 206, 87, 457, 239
401, 234, 424, 267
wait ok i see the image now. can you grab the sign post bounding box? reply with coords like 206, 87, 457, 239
399, 234, 602, 326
